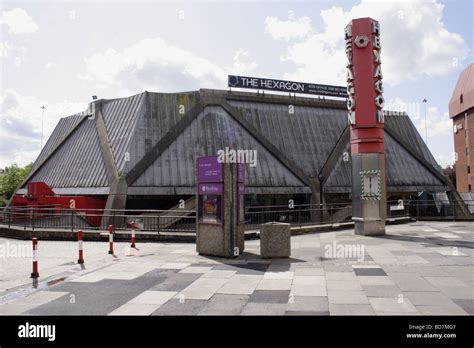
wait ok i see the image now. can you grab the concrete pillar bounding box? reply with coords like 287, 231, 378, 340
196, 162, 244, 258
309, 177, 322, 223
102, 176, 128, 228
351, 153, 387, 235
346, 17, 386, 236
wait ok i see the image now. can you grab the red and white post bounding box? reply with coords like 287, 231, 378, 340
131, 221, 136, 248
108, 224, 114, 255
77, 230, 84, 264
31, 237, 39, 278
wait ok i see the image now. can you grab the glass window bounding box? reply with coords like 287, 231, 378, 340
198, 195, 222, 223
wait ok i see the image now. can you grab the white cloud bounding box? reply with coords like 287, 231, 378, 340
266, 0, 469, 86
0, 90, 87, 168
385, 96, 452, 138
384, 96, 454, 167
226, 49, 258, 75
416, 107, 452, 139
0, 8, 38, 35
0, 41, 11, 59
81, 37, 257, 95
264, 16, 312, 42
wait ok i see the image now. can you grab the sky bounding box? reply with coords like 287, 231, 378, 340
0, 0, 473, 169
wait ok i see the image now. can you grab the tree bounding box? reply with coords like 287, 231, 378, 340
0, 163, 33, 207
443, 164, 456, 188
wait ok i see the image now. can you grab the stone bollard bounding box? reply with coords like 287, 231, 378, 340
260, 222, 291, 258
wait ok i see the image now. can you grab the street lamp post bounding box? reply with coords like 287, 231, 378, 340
422, 98, 428, 145
40, 105, 46, 150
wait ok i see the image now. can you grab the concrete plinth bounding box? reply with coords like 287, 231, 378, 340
351, 153, 386, 236
260, 222, 291, 258
196, 162, 245, 258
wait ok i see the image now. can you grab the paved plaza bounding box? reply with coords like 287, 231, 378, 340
0, 221, 472, 316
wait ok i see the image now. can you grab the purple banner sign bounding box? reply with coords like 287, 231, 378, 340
198, 156, 223, 183
238, 183, 245, 194
198, 183, 223, 195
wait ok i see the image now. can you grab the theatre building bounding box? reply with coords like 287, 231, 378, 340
11, 86, 464, 224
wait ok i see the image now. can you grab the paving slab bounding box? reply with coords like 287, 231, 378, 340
248, 290, 291, 304
438, 286, 473, 300
216, 275, 262, 295
128, 290, 176, 305
179, 266, 213, 274
199, 294, 249, 315
328, 291, 369, 305
322, 264, 354, 272
287, 296, 329, 312
109, 303, 161, 315
353, 268, 387, 276
362, 285, 402, 297
25, 275, 165, 315
294, 267, 324, 276
329, 304, 375, 315
158, 263, 191, 269
202, 270, 237, 279
357, 276, 395, 286
369, 297, 418, 315
177, 278, 228, 300
285, 310, 329, 315
325, 271, 357, 281
240, 303, 287, 315
263, 271, 294, 280
387, 273, 438, 291
150, 273, 202, 292
1, 221, 472, 316
416, 304, 467, 315
152, 299, 208, 316
257, 279, 293, 290
291, 276, 327, 297
0, 291, 69, 315
326, 280, 362, 291
424, 276, 468, 288
451, 299, 474, 315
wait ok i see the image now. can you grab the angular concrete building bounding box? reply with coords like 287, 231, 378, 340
14, 89, 456, 212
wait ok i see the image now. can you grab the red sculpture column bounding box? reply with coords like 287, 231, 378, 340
346, 17, 386, 235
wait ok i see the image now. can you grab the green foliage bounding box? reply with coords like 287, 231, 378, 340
0, 163, 33, 207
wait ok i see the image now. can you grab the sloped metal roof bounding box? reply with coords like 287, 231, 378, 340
31, 113, 86, 173
123, 91, 200, 175
384, 113, 442, 173
28, 117, 109, 188
101, 92, 145, 173
324, 132, 446, 193
21, 89, 448, 195
228, 100, 347, 178
131, 106, 307, 190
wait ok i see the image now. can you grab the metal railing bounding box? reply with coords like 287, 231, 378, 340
0, 199, 472, 234
0, 206, 196, 234
244, 203, 353, 230
405, 200, 474, 221
244, 199, 474, 229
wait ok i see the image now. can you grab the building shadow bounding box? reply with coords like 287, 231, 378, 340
377, 233, 474, 249
201, 251, 306, 272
